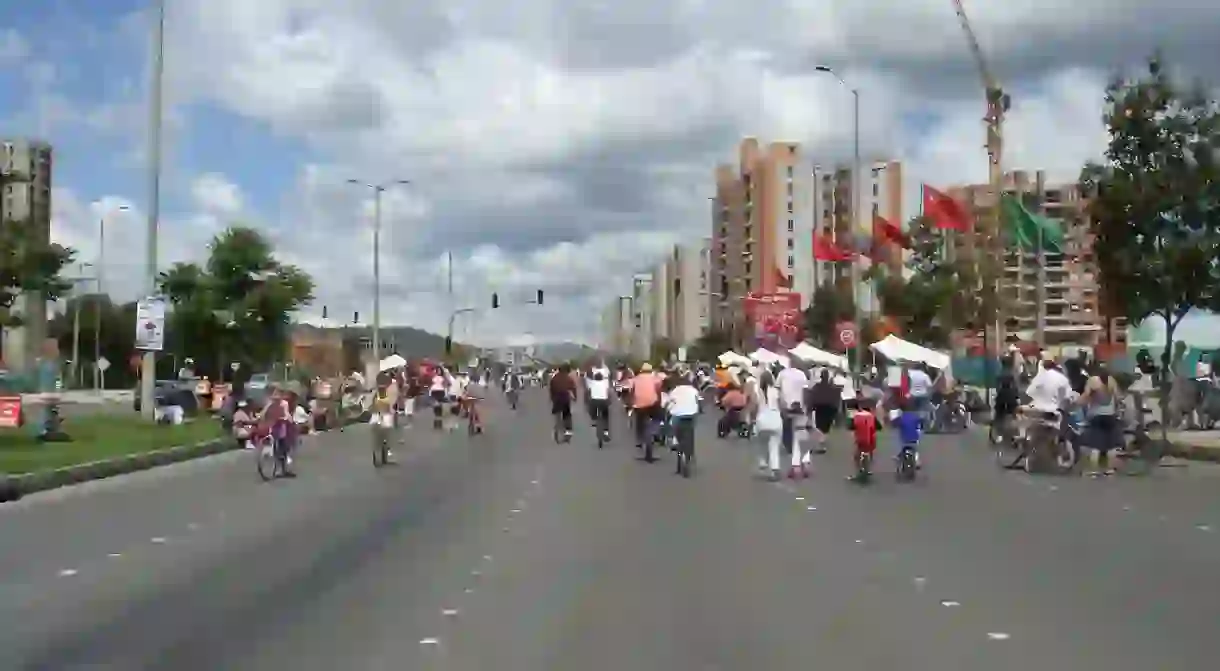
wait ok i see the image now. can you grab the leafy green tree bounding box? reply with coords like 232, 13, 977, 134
158, 226, 315, 378
803, 282, 855, 348
1079, 54, 1220, 381
0, 173, 74, 328
869, 216, 983, 348
689, 328, 732, 363
48, 295, 140, 388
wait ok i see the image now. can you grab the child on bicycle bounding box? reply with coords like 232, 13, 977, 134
850, 392, 879, 481
894, 397, 923, 469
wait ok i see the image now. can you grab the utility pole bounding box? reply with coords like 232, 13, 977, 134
140, 0, 166, 420
346, 179, 411, 366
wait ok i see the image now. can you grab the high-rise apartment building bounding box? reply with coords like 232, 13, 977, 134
947, 170, 1122, 347
1, 138, 54, 373
629, 273, 654, 361
709, 138, 818, 335
813, 160, 905, 304
666, 239, 711, 347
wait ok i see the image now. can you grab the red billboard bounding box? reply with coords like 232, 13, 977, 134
743, 292, 803, 349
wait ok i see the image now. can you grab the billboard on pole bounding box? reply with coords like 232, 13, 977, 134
742, 292, 803, 349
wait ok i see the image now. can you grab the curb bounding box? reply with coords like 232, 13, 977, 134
1165, 441, 1220, 463
1, 416, 367, 499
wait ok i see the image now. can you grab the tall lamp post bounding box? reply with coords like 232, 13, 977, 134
95, 203, 129, 390
346, 179, 411, 363
814, 65, 865, 374
139, 0, 167, 420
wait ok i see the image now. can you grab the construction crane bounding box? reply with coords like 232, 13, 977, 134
952, 0, 1011, 363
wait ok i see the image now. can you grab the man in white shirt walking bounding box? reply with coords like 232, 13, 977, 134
776, 364, 811, 476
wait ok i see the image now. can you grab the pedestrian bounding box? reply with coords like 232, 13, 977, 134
753, 369, 784, 481
808, 369, 841, 454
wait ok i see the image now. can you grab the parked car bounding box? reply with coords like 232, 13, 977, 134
132, 380, 199, 415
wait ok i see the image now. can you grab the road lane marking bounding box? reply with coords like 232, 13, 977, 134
107, 552, 122, 558
471, 570, 482, 577
442, 608, 458, 617
483, 555, 493, 562
150, 537, 167, 544
794, 496, 804, 501
420, 638, 440, 646
1197, 524, 1212, 532
464, 588, 473, 594
58, 569, 78, 577
854, 539, 863, 544
940, 600, 960, 607
806, 506, 817, 511
511, 509, 521, 514
986, 632, 1010, 640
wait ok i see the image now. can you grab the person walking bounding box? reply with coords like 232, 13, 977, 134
808, 369, 841, 455
753, 369, 784, 481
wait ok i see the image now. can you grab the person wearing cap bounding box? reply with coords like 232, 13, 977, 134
1025, 352, 1072, 415
630, 363, 663, 459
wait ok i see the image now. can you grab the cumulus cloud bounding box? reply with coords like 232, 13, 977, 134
45, 0, 1220, 345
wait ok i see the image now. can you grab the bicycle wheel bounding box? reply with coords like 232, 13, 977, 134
256, 436, 277, 481
372, 431, 386, 468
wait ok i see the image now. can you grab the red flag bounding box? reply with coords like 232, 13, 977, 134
773, 265, 792, 289
873, 215, 909, 248
923, 185, 970, 231
813, 233, 854, 262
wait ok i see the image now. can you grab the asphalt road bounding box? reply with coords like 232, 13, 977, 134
1, 390, 1218, 670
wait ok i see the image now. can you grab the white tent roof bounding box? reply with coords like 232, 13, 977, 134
749, 348, 791, 368
378, 354, 407, 372
868, 334, 951, 369
789, 342, 849, 370
718, 351, 751, 367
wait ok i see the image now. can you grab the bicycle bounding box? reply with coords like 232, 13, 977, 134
466, 398, 484, 436
592, 402, 610, 448
371, 423, 391, 467
507, 388, 519, 410
256, 433, 291, 481
553, 403, 572, 443
672, 417, 695, 477
853, 450, 873, 484
896, 443, 917, 481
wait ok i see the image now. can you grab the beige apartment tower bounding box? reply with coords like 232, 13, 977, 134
1, 139, 54, 373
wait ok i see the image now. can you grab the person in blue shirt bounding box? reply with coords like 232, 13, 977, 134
894, 399, 923, 468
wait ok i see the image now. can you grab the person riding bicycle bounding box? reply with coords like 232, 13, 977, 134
505, 369, 523, 408
630, 363, 663, 455
586, 368, 612, 438
261, 388, 296, 476
894, 397, 923, 469
1019, 354, 1075, 463
462, 374, 487, 433
370, 375, 397, 459
850, 393, 879, 481
549, 362, 578, 439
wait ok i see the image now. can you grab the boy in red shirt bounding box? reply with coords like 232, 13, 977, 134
850, 392, 879, 481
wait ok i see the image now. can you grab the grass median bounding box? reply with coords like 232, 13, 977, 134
0, 413, 226, 476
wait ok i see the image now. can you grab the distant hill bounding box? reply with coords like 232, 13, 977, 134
530, 342, 605, 363
293, 323, 456, 358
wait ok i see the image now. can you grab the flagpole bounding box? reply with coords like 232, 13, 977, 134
1035, 204, 1047, 348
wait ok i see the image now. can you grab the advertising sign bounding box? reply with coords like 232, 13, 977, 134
134, 295, 167, 351
0, 395, 21, 428
742, 292, 803, 349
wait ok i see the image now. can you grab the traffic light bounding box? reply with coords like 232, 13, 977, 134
353, 311, 359, 324
321, 305, 328, 319
536, 289, 544, 305
445, 336, 453, 354
492, 293, 499, 309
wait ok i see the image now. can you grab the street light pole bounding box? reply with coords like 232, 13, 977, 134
347, 179, 410, 366
95, 204, 128, 390
140, 0, 166, 420
815, 65, 865, 375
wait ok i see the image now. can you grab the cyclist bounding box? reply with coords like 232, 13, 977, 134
630, 363, 663, 458
665, 372, 701, 476
505, 369, 523, 409
587, 368, 612, 440
370, 375, 397, 459
549, 362, 578, 440
849, 393, 879, 481
463, 373, 487, 433
262, 387, 296, 477
428, 367, 448, 430
894, 397, 923, 469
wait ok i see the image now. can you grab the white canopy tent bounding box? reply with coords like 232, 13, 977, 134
378, 354, 408, 372
718, 351, 752, 367
789, 342, 850, 371
868, 334, 951, 370
749, 348, 791, 368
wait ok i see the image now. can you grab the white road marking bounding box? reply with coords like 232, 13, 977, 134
107, 552, 122, 558
854, 539, 863, 544
442, 608, 459, 617
483, 555, 493, 562
420, 638, 440, 646
806, 506, 817, 511
464, 588, 473, 594
1197, 524, 1212, 532
531, 480, 539, 485
471, 570, 482, 577
1048, 485, 1059, 492
986, 632, 1011, 641
940, 600, 960, 607
150, 537, 167, 544
502, 527, 510, 532
511, 509, 521, 514
794, 496, 805, 501
1121, 505, 1131, 511
914, 577, 927, 590
58, 569, 78, 577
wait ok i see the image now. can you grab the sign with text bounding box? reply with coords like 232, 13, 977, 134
742, 292, 803, 349
0, 395, 21, 428
134, 295, 167, 351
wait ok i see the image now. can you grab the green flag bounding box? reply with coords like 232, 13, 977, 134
1000, 193, 1063, 253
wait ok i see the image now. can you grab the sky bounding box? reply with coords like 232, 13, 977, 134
2, 0, 1219, 347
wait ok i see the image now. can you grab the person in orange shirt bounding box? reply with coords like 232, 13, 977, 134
630, 363, 663, 460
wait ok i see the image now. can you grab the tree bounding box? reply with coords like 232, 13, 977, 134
650, 337, 677, 363
689, 328, 732, 363
0, 173, 74, 328
803, 282, 856, 348
869, 216, 982, 348
1080, 54, 1220, 377
157, 226, 315, 378
48, 294, 139, 388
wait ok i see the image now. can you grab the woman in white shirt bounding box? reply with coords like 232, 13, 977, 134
753, 370, 784, 481
429, 370, 448, 430
665, 373, 702, 478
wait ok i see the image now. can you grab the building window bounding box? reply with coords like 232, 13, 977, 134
872, 203, 879, 217
786, 238, 794, 249
673, 279, 681, 296
745, 262, 752, 275
872, 182, 879, 196
787, 220, 794, 232
787, 202, 793, 214
788, 256, 795, 268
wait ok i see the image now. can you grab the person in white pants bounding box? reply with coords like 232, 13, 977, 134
753, 370, 784, 481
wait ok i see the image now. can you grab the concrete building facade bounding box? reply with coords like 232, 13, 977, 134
947, 169, 1120, 347
1, 138, 54, 373
814, 160, 904, 308
667, 239, 711, 347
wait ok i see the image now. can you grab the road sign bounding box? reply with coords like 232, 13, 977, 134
96, 357, 110, 372
230, 362, 241, 371
134, 295, 167, 351
677, 346, 687, 363
836, 321, 857, 349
